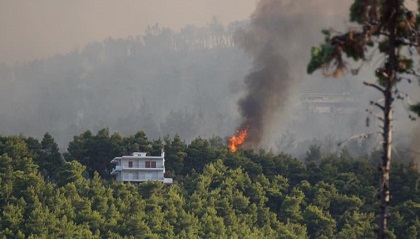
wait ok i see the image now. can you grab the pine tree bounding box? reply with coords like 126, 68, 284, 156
307, 1, 420, 237
38, 133, 64, 181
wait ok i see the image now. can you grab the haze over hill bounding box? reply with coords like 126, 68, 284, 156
0, 0, 419, 160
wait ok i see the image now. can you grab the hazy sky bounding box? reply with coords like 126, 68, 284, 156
0, 0, 257, 64
3, 0, 415, 65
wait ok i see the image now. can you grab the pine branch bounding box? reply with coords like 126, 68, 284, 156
363, 81, 385, 94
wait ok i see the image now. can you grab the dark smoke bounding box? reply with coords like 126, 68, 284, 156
233, 0, 297, 148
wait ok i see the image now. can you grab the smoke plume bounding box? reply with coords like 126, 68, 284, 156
233, 0, 297, 148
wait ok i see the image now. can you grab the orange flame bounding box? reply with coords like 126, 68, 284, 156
229, 129, 248, 152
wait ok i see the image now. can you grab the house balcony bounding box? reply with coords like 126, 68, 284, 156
120, 177, 173, 184
111, 165, 122, 175
123, 167, 164, 171
111, 165, 164, 175
111, 157, 122, 164
122, 177, 163, 182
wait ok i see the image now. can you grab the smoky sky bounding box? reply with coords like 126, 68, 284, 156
231, 0, 420, 153
0, 0, 255, 64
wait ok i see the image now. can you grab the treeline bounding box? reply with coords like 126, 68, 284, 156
1, 130, 419, 238
143, 20, 241, 52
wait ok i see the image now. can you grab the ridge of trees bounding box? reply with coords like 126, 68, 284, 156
0, 130, 419, 238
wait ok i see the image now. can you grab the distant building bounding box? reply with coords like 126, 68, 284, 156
111, 151, 173, 184
300, 93, 358, 113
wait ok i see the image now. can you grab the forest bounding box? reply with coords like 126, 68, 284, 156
0, 130, 419, 238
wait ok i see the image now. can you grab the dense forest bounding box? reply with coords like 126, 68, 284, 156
1, 130, 419, 238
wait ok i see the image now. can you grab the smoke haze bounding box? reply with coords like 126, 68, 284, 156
232, 0, 352, 149
1, 0, 419, 160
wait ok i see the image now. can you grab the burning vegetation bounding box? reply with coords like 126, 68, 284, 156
228, 128, 249, 152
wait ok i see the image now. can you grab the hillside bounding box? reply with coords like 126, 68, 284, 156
0, 131, 419, 238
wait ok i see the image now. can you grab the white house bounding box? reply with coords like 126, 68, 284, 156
111, 151, 173, 184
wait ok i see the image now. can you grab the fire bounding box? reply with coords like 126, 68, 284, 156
229, 128, 248, 152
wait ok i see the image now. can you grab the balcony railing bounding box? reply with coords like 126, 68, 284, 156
119, 178, 173, 184
111, 165, 122, 175
123, 167, 163, 171
111, 165, 164, 175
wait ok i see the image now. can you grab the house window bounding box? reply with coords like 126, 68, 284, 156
145, 161, 156, 168
128, 161, 133, 168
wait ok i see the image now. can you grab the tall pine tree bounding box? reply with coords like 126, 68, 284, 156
307, 1, 420, 237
